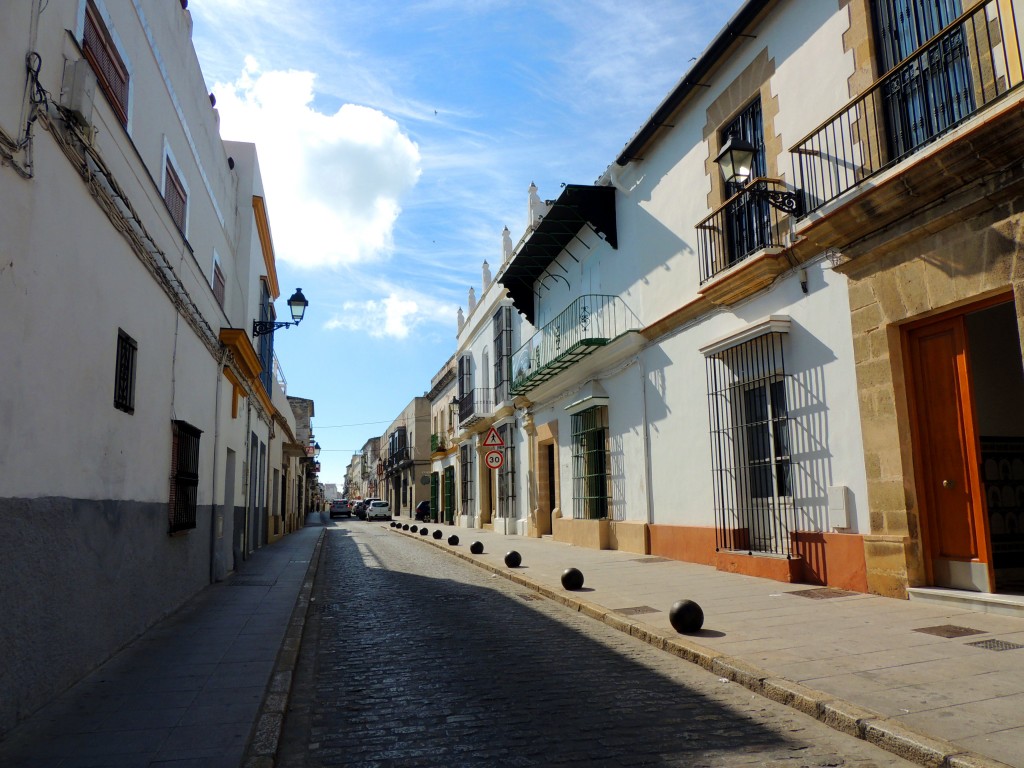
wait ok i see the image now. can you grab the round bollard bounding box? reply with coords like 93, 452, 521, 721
447, 535, 460, 546
419, 527, 428, 536
433, 530, 443, 540
561, 567, 584, 591
402, 524, 409, 531
410, 525, 418, 533
668, 600, 704, 634
469, 541, 484, 555
504, 551, 522, 568
390, 522, 396, 528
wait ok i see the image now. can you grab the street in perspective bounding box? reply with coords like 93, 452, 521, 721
277, 519, 918, 767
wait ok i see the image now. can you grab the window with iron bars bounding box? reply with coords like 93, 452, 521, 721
443, 466, 456, 521
705, 332, 795, 557
83, 0, 129, 127
460, 443, 473, 515
497, 423, 516, 519
493, 306, 513, 405
257, 282, 274, 396
571, 406, 609, 520
114, 328, 136, 414
169, 420, 202, 534
721, 98, 769, 266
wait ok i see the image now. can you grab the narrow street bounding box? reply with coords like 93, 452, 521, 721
277, 521, 912, 767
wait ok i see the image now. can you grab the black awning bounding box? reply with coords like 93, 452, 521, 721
498, 184, 616, 325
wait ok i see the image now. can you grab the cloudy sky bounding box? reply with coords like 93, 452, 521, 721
188, 0, 745, 486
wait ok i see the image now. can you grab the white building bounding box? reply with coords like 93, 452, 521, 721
0, 0, 307, 734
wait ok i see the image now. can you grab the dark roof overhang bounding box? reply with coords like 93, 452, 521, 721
498, 184, 617, 324
615, 0, 773, 167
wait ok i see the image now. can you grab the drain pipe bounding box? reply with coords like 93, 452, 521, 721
638, 356, 654, 527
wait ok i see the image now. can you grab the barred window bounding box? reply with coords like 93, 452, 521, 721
83, 0, 129, 126
497, 423, 516, 519
493, 306, 513, 405
164, 159, 187, 235
113, 329, 137, 414
257, 282, 273, 396
443, 466, 456, 518
460, 443, 474, 514
169, 420, 202, 534
571, 406, 608, 520
705, 331, 795, 556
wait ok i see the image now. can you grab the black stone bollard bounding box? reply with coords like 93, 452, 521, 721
447, 535, 459, 546
470, 541, 484, 555
410, 525, 418, 533
433, 530, 443, 540
419, 528, 428, 536
504, 551, 522, 568
390, 522, 396, 528
402, 524, 409, 531
561, 567, 584, 591
668, 600, 704, 633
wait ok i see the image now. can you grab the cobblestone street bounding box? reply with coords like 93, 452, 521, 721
277, 522, 913, 767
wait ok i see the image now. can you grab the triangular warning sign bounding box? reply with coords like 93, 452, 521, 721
482, 427, 504, 447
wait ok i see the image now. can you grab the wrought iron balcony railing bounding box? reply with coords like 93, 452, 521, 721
510, 295, 641, 395
792, 0, 1022, 215
430, 433, 446, 452
696, 178, 796, 284
457, 388, 493, 428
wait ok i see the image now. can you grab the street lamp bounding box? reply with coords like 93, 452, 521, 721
313, 442, 321, 459
449, 394, 460, 432
252, 288, 309, 337
713, 133, 801, 215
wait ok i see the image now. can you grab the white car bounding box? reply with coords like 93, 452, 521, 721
366, 500, 391, 521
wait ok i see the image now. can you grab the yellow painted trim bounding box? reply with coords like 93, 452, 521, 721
253, 383, 274, 415
219, 328, 263, 382
252, 195, 280, 300
222, 365, 245, 418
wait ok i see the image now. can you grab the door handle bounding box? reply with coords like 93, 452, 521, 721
942, 479, 955, 489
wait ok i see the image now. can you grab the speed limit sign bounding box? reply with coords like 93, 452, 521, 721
484, 450, 504, 470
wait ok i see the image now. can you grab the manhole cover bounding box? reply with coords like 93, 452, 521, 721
966, 639, 1024, 651
632, 557, 672, 563
614, 606, 660, 616
788, 588, 858, 599
914, 625, 985, 638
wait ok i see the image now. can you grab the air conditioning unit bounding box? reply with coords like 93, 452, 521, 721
61, 58, 96, 127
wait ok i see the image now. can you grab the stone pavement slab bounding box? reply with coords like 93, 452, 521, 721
0, 518, 324, 768
386, 520, 1024, 768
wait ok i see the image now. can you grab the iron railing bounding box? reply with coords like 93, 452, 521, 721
792, 0, 1023, 215
457, 388, 493, 427
696, 178, 796, 284
510, 295, 641, 395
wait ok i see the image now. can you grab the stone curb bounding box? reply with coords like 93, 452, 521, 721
242, 527, 326, 768
389, 524, 1015, 768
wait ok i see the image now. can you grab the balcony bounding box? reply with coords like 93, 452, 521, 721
792, 0, 1023, 216
430, 433, 447, 453
457, 388, 493, 429
510, 295, 641, 396
696, 178, 798, 289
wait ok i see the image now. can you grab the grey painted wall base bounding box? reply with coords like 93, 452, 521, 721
0, 496, 219, 737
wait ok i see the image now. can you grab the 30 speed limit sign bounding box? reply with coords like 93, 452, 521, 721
484, 450, 504, 470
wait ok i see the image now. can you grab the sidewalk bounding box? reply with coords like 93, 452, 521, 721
389, 520, 1024, 768
0, 516, 324, 768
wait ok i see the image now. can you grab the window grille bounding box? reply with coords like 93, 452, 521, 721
493, 306, 513, 404
705, 332, 795, 556
430, 472, 439, 515
113, 329, 136, 414
163, 159, 187, 235
497, 423, 516, 519
443, 466, 456, 520
571, 406, 609, 520
460, 443, 473, 515
169, 420, 202, 533
212, 262, 226, 309
83, 0, 128, 126
721, 98, 769, 265
258, 283, 273, 395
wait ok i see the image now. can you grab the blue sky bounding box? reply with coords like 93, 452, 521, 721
188, 0, 745, 487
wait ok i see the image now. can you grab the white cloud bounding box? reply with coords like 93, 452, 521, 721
323, 290, 457, 340
213, 58, 421, 269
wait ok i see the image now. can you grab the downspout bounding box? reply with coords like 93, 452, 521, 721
639, 356, 654, 529
209, 347, 230, 582
241, 399, 252, 560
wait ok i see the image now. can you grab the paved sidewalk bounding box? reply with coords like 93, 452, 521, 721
0, 517, 324, 768
388, 521, 1024, 768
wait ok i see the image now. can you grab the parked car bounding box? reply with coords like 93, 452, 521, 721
354, 499, 376, 520
366, 500, 391, 521
329, 499, 350, 519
